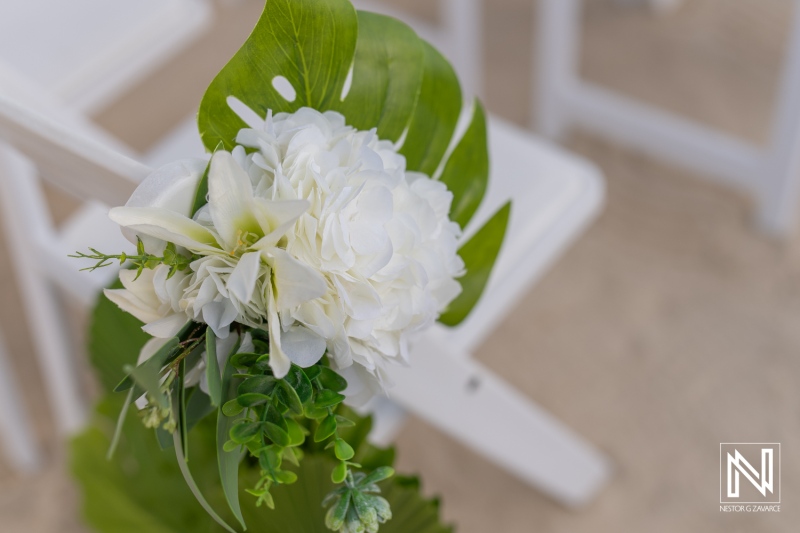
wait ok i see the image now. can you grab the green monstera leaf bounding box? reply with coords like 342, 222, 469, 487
197, 0, 506, 326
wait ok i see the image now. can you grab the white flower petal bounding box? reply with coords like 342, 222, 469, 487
141, 313, 188, 338
269, 249, 327, 310
104, 287, 162, 324
201, 299, 238, 339
208, 150, 261, 249
136, 336, 171, 365
227, 251, 262, 304
280, 325, 327, 368
109, 207, 219, 253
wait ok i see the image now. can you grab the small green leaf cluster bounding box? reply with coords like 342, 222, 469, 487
324, 467, 395, 533
70, 238, 193, 280
110, 320, 395, 532
221, 331, 394, 529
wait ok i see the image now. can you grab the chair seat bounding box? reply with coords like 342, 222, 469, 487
0, 0, 211, 112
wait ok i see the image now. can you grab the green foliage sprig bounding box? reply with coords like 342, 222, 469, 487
70, 237, 193, 280
111, 319, 394, 533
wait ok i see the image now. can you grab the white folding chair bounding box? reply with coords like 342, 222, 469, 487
536, 0, 800, 236
0, 0, 211, 470
0, 76, 147, 437
0, 0, 212, 113
0, 331, 40, 472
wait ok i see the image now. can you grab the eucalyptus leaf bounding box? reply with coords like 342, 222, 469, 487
206, 329, 222, 407
173, 429, 237, 533
264, 422, 292, 448
439, 202, 512, 326
199, 0, 359, 150
106, 387, 135, 461
115, 337, 179, 396
276, 380, 303, 415
439, 100, 489, 229
284, 365, 313, 404
218, 354, 247, 529
185, 389, 215, 432
176, 359, 188, 459
317, 367, 348, 392
230, 421, 263, 444
315, 389, 346, 409
121, 337, 180, 409
315, 414, 338, 442
237, 393, 271, 407
238, 375, 278, 396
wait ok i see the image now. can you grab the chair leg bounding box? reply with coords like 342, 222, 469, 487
0, 147, 87, 435
534, 0, 582, 141
0, 331, 40, 471
386, 332, 612, 508
758, 1, 800, 236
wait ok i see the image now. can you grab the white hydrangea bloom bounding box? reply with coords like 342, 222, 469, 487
105, 108, 464, 391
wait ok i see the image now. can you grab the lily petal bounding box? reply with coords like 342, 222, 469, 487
208, 151, 261, 250
267, 286, 291, 378
227, 251, 262, 304
252, 198, 309, 238
268, 248, 327, 311
109, 207, 219, 253
142, 314, 188, 338
280, 325, 327, 367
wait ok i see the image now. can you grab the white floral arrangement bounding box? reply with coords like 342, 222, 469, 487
72, 1, 509, 532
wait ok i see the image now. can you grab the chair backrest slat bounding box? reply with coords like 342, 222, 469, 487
0, 94, 150, 206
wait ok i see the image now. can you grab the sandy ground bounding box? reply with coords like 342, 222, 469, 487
2, 0, 800, 531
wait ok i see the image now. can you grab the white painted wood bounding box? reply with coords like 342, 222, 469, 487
561, 82, 762, 193
0, 93, 147, 207
0, 146, 88, 434
614, 0, 684, 13
536, 0, 581, 141
390, 330, 612, 507
0, 331, 40, 472
760, 2, 800, 235
535, 0, 800, 236
0, 0, 212, 113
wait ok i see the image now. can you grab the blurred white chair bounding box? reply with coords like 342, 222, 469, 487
0, 0, 212, 453
0, 331, 40, 471
0, 0, 212, 113
0, 67, 148, 439
536, 0, 800, 236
